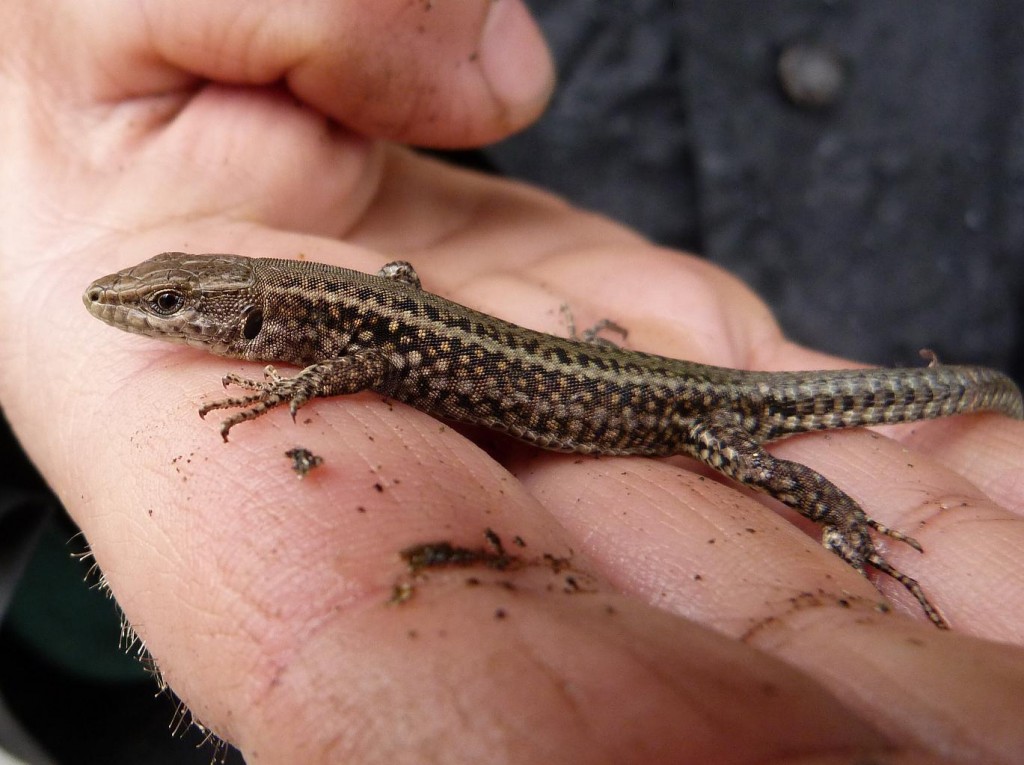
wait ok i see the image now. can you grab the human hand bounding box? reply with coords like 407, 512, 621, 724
2, 2, 1023, 762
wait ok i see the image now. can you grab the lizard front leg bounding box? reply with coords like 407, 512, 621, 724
198, 349, 392, 441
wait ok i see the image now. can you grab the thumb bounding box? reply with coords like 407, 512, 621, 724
30, 0, 555, 148
286, 0, 556, 146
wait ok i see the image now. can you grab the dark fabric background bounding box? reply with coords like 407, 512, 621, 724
487, 0, 1024, 377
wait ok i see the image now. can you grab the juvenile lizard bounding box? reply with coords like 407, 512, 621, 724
84, 253, 1024, 629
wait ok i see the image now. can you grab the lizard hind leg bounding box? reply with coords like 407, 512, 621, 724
865, 517, 924, 552
686, 410, 949, 628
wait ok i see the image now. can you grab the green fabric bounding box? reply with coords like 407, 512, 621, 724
6, 517, 147, 683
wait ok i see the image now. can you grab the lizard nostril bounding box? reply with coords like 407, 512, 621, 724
84, 286, 103, 305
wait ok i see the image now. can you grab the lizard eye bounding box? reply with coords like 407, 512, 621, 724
150, 290, 185, 315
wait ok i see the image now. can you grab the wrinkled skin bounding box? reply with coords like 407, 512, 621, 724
1, 2, 1022, 763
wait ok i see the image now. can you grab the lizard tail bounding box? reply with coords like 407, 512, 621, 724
763, 364, 1022, 435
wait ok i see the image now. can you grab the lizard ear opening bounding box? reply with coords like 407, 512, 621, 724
241, 306, 263, 340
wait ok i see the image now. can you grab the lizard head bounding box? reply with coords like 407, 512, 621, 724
83, 252, 262, 358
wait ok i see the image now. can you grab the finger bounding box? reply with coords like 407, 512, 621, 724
897, 414, 1024, 515
31, 0, 553, 147
752, 617, 1024, 763
509, 452, 896, 631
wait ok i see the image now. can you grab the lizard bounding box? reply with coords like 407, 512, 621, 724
83, 252, 1024, 629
